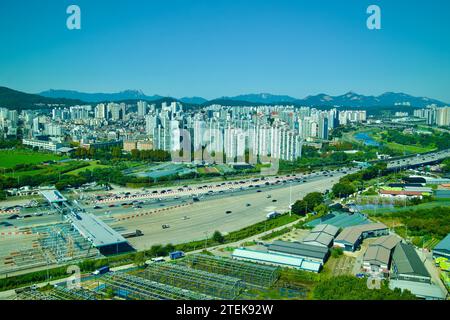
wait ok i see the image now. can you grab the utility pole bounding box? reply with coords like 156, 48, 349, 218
204, 231, 208, 250
289, 172, 292, 217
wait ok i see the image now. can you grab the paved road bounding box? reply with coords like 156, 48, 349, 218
112, 172, 348, 250
385, 149, 450, 170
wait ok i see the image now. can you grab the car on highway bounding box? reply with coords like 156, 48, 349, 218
267, 195, 272, 198
162, 224, 170, 229
246, 203, 251, 207
108, 204, 116, 208
225, 210, 232, 214
7, 214, 19, 220
272, 199, 277, 202
94, 205, 102, 209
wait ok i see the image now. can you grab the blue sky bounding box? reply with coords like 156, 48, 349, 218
0, 0, 449, 101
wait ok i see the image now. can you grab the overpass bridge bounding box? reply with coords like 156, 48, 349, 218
382, 149, 450, 171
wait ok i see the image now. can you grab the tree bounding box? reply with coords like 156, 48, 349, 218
303, 192, 324, 208
212, 231, 225, 244
332, 182, 356, 198
313, 275, 416, 300
291, 200, 308, 216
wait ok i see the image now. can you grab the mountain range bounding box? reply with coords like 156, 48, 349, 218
0, 86, 447, 111
40, 89, 447, 108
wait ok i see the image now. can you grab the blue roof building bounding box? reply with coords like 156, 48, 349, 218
433, 234, 450, 260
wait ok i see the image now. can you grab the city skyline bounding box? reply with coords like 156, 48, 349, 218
1, 0, 449, 101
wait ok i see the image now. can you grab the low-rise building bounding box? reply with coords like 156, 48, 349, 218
302, 224, 339, 248
389, 280, 446, 300
334, 222, 389, 252
123, 141, 138, 152
232, 248, 322, 272
390, 243, 431, 284
22, 137, 63, 152
267, 240, 329, 265
362, 235, 401, 276
433, 234, 450, 260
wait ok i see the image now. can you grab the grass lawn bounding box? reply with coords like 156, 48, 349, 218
3, 161, 88, 178
0, 149, 64, 169
65, 161, 110, 175
384, 142, 435, 154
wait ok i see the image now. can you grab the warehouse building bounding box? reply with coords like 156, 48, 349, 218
334, 222, 388, 252
389, 280, 446, 300
268, 240, 329, 264
232, 248, 322, 272
390, 243, 431, 284
302, 224, 339, 248
432, 234, 450, 260
362, 235, 401, 276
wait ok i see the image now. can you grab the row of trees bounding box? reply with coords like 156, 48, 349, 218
381, 129, 450, 150
72, 146, 172, 162
372, 206, 450, 239
291, 192, 327, 216
313, 275, 416, 300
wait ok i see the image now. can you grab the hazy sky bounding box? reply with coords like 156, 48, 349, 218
0, 0, 449, 101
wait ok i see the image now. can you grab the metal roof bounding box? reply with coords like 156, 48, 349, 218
268, 240, 328, 260
434, 234, 450, 253
232, 248, 322, 272
334, 223, 388, 246
69, 211, 128, 248
392, 243, 430, 278
41, 189, 67, 203
232, 248, 303, 268
389, 280, 446, 300
302, 232, 334, 247
370, 235, 402, 250
364, 246, 391, 265
311, 224, 339, 237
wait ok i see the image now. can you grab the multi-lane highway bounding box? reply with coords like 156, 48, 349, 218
384, 149, 450, 170
0, 168, 357, 248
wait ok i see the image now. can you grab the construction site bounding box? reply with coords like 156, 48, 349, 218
0, 223, 101, 275
13, 254, 295, 300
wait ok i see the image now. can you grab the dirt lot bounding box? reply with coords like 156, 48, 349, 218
326, 255, 355, 276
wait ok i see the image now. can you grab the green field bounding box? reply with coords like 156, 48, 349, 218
384, 142, 435, 154
0, 150, 64, 169
2, 160, 89, 178
65, 161, 110, 175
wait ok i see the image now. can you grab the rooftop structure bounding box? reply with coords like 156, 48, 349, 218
232, 248, 321, 272
268, 240, 329, 264
41, 189, 67, 203
389, 280, 446, 300
310, 224, 339, 237
362, 235, 401, 276
391, 243, 431, 284
68, 210, 130, 254
432, 233, 450, 260
302, 224, 339, 247
305, 212, 369, 229
334, 222, 388, 252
